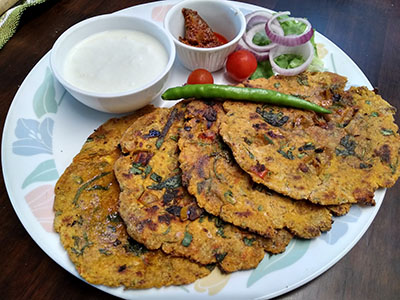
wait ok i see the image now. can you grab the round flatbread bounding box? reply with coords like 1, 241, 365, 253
114, 104, 291, 273
178, 100, 332, 239
219, 72, 400, 205
54, 108, 211, 289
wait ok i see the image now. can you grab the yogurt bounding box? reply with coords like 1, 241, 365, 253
63, 29, 168, 94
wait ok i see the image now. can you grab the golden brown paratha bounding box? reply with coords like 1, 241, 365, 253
114, 104, 291, 273
219, 72, 400, 206
53, 108, 211, 289
178, 100, 332, 239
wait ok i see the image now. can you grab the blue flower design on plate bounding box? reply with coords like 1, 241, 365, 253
247, 239, 310, 287
12, 117, 54, 156
320, 205, 362, 245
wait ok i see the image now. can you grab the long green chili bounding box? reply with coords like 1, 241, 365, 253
161, 84, 331, 114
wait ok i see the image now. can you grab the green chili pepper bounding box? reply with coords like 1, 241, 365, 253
161, 84, 331, 114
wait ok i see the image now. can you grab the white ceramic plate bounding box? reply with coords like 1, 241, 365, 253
2, 1, 383, 299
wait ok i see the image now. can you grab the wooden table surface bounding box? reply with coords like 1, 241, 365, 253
0, 0, 399, 299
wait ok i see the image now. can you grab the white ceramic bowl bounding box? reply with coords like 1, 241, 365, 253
164, 0, 246, 72
50, 14, 175, 113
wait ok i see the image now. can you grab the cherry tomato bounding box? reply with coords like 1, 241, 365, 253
214, 32, 228, 45
225, 50, 257, 82
187, 68, 214, 84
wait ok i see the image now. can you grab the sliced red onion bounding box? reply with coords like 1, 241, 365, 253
266, 11, 313, 47
244, 23, 282, 52
268, 11, 291, 28
238, 10, 317, 67
245, 10, 273, 30
252, 50, 270, 62
236, 38, 270, 61
236, 37, 249, 51
269, 41, 314, 76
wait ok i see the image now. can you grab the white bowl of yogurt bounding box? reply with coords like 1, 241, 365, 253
50, 14, 175, 113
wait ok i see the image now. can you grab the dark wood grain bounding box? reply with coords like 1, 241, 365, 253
0, 0, 399, 299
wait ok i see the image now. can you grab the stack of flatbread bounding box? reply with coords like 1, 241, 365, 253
54, 72, 400, 289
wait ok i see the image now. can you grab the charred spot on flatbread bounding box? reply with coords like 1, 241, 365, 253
327, 203, 352, 216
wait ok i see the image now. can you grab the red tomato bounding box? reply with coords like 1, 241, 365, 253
187, 68, 214, 84
214, 32, 228, 45
225, 50, 257, 82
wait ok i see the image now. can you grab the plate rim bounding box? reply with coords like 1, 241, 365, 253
1, 1, 384, 299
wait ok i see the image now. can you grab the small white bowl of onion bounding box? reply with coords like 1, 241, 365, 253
238, 10, 318, 76
50, 14, 175, 113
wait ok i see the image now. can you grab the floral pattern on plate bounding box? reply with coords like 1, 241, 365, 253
2, 2, 380, 299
